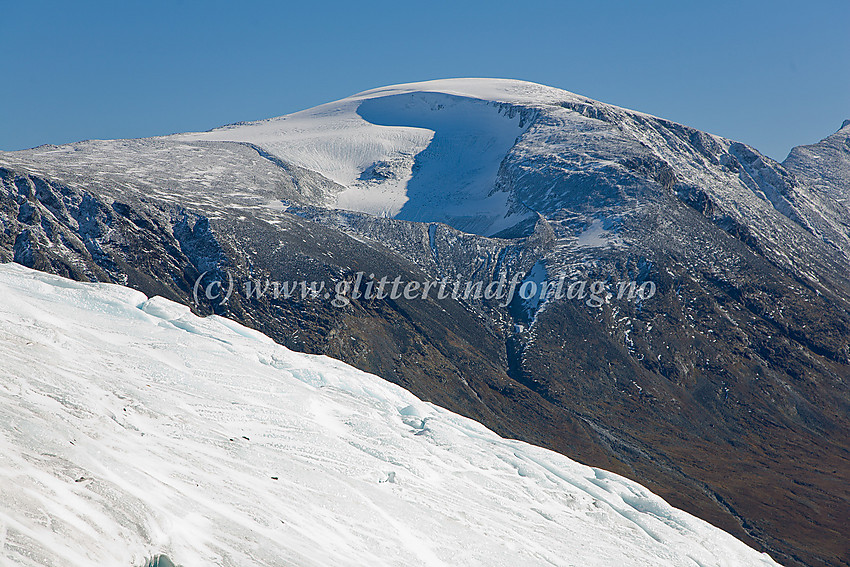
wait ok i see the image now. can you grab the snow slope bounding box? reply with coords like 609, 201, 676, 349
0, 263, 781, 567
175, 79, 555, 235
785, 120, 850, 202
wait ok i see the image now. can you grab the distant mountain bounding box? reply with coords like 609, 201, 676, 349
1, 79, 848, 567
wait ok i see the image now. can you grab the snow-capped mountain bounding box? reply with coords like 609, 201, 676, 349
177, 80, 542, 236
0, 263, 781, 566
177, 78, 850, 268
0, 79, 847, 567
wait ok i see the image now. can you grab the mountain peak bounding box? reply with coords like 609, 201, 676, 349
348, 77, 588, 106
176, 78, 570, 236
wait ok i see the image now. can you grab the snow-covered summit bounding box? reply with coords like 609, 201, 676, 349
176, 79, 573, 235
0, 263, 781, 566
348, 78, 588, 106
171, 78, 848, 261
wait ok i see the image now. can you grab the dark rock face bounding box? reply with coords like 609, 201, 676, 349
1, 90, 849, 567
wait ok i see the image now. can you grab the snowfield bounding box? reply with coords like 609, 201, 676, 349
175, 79, 552, 236
0, 263, 781, 567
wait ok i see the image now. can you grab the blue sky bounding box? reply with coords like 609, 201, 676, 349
3, 0, 847, 160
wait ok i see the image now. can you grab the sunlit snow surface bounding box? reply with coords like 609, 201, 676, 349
175, 79, 551, 235
0, 264, 780, 567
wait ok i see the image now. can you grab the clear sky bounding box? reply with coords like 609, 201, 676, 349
2, 0, 848, 161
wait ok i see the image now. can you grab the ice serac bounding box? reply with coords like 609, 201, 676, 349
0, 263, 780, 566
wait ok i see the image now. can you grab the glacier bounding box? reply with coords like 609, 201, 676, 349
0, 262, 781, 566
